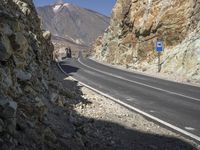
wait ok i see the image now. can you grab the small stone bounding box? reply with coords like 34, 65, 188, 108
22, 2, 28, 7
24, 85, 37, 95
35, 97, 48, 121
22, 7, 31, 15
35, 97, 45, 108
0, 119, 4, 132
43, 31, 51, 40
149, 145, 158, 150
62, 133, 72, 139
50, 93, 59, 103
41, 79, 49, 90
110, 140, 115, 145
26, 121, 35, 128
0, 68, 13, 89
44, 128, 57, 142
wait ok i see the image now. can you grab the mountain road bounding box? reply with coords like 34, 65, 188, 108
59, 53, 200, 142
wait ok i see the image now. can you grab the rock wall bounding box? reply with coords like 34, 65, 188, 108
93, 0, 200, 81
0, 0, 68, 148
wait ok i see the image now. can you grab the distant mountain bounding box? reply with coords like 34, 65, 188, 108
37, 3, 110, 45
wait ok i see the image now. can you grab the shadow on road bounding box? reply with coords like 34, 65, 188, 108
59, 63, 79, 75
50, 63, 199, 150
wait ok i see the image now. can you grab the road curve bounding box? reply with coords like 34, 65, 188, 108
59, 54, 200, 142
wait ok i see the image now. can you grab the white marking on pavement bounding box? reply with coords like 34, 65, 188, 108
58, 62, 200, 142
126, 98, 134, 101
78, 58, 200, 102
150, 110, 155, 113
185, 127, 195, 131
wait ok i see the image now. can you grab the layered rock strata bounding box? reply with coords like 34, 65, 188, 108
94, 0, 200, 80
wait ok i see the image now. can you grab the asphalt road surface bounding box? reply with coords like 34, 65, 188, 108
59, 53, 200, 142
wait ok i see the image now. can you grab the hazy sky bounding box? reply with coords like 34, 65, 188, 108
33, 0, 116, 16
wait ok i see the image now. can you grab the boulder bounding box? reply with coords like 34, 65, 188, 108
0, 97, 17, 135
50, 92, 59, 104
0, 34, 13, 61
21, 7, 31, 15
35, 97, 48, 121
0, 101, 17, 118
9, 32, 28, 59
12, 55, 27, 69
14, 0, 30, 15
0, 68, 13, 90
14, 69, 32, 81
0, 23, 13, 36
15, 32, 29, 53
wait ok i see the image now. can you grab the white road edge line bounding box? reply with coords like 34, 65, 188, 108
78, 58, 200, 102
57, 62, 200, 142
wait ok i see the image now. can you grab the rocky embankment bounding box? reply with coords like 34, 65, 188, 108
0, 0, 72, 149
93, 0, 200, 82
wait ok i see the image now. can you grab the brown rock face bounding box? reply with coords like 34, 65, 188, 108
94, 0, 200, 80
0, 0, 63, 148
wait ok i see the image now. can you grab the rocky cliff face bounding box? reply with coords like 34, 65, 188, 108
94, 0, 200, 81
0, 0, 69, 148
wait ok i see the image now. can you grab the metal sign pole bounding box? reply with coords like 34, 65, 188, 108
158, 52, 161, 72
156, 40, 164, 72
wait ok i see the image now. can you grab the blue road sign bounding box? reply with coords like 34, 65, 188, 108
156, 41, 164, 52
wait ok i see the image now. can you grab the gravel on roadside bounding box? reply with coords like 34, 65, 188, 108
69, 76, 200, 150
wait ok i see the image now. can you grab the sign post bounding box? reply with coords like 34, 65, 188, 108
156, 41, 164, 72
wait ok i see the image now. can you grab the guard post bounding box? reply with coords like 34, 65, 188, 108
156, 40, 164, 72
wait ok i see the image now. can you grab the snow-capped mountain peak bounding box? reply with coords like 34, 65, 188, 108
53, 4, 62, 13
53, 3, 70, 13
63, 3, 70, 7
